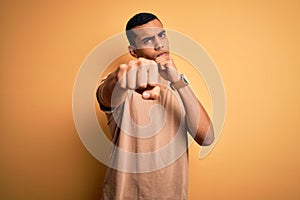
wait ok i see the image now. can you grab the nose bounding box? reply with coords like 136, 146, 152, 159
154, 37, 164, 50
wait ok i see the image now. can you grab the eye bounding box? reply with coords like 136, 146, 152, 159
158, 31, 166, 38
143, 39, 153, 45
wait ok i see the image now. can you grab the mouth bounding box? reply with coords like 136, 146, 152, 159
156, 51, 169, 58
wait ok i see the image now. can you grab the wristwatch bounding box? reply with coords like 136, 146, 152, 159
170, 74, 189, 90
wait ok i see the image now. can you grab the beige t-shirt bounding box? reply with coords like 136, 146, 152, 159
99, 76, 189, 200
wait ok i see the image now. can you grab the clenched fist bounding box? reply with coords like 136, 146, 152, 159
116, 58, 160, 99
155, 53, 180, 83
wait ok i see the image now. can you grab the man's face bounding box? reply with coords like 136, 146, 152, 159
131, 19, 169, 60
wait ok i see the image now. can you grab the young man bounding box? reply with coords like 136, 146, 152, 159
97, 12, 214, 200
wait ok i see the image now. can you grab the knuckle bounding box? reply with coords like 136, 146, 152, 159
128, 60, 137, 67
138, 57, 146, 62
119, 64, 128, 70
136, 58, 143, 65
150, 60, 156, 65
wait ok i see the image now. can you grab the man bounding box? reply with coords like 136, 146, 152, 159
97, 12, 214, 200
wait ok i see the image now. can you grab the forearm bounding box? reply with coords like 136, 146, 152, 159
97, 71, 128, 108
176, 85, 214, 146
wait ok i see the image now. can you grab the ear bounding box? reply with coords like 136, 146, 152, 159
128, 45, 138, 58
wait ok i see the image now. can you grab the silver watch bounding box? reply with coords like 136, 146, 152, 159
170, 74, 189, 90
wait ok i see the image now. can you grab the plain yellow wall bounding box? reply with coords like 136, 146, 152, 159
1, 0, 300, 199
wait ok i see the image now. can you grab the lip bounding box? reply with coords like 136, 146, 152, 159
156, 51, 169, 58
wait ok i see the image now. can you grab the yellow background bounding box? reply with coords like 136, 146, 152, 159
1, 0, 300, 199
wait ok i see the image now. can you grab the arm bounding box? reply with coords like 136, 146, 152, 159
176, 84, 214, 146
156, 55, 214, 146
96, 69, 127, 109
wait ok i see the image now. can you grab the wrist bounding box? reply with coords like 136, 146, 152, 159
169, 73, 181, 83
170, 74, 181, 83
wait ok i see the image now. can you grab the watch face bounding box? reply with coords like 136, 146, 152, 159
182, 74, 189, 84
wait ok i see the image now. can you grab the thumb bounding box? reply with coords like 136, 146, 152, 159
142, 85, 160, 100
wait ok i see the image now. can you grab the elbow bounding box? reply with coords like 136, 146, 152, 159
200, 125, 215, 146
201, 133, 214, 146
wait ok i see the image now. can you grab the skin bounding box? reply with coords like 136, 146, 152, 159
97, 19, 214, 146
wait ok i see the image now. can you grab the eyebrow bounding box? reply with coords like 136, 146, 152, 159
158, 30, 166, 37
141, 30, 166, 42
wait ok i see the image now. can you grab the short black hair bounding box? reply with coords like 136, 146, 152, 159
125, 12, 161, 46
